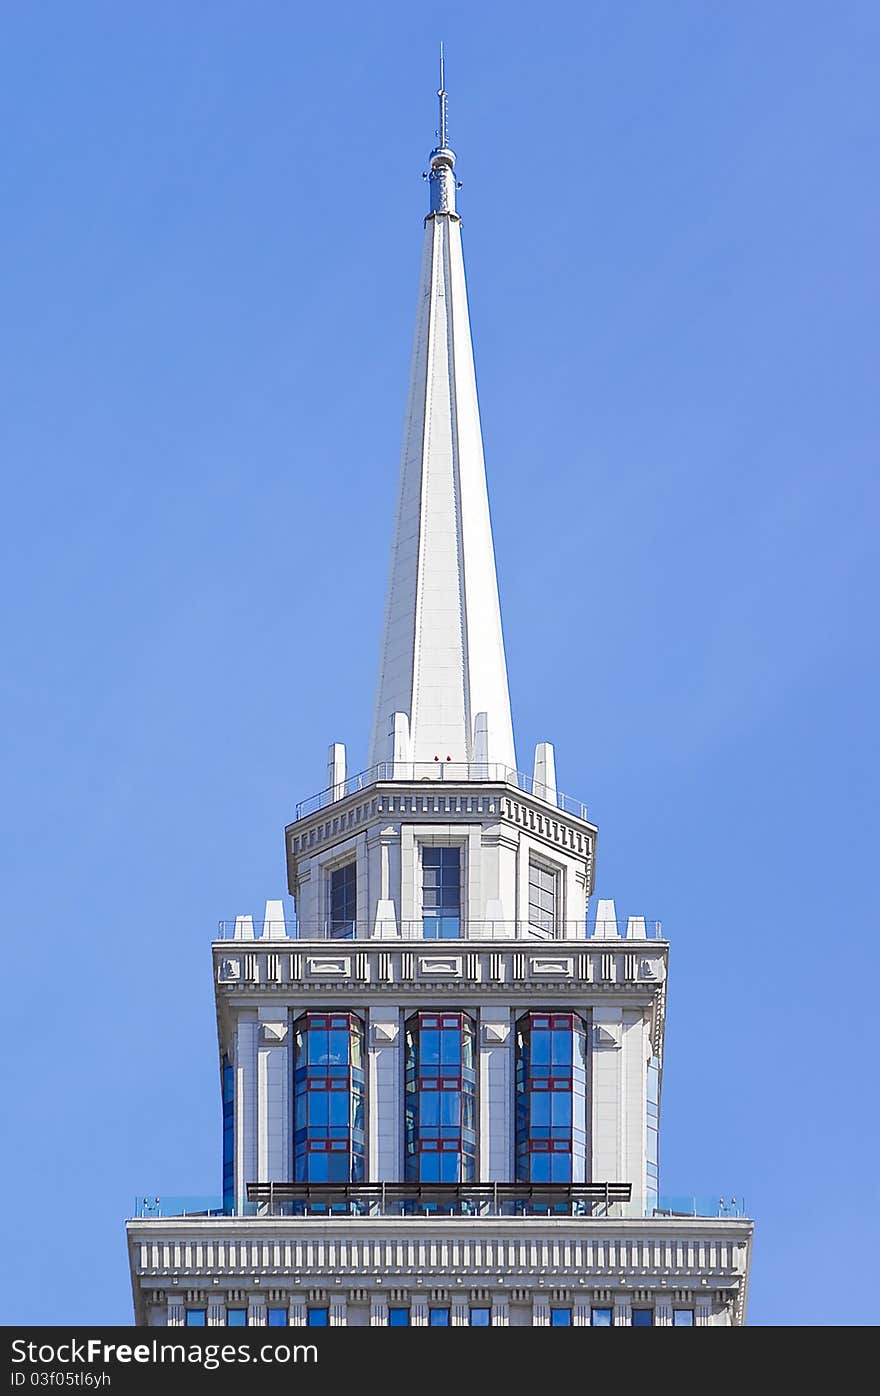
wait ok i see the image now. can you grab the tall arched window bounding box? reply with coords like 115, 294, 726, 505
405, 1012, 476, 1182
515, 1012, 588, 1182
293, 1013, 365, 1182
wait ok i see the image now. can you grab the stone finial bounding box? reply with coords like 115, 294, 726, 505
327, 743, 346, 800
372, 899, 399, 938
233, 915, 254, 941
626, 916, 648, 940
387, 711, 410, 774
592, 898, 619, 939
262, 898, 287, 940
533, 741, 558, 806
472, 711, 489, 777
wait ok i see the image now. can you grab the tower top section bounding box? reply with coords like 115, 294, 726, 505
367, 56, 516, 774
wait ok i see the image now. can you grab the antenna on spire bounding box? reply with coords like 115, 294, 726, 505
438, 41, 448, 149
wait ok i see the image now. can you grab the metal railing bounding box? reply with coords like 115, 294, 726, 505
653, 1195, 748, 1219
216, 917, 664, 941
293, 762, 590, 822
246, 1181, 631, 1218
130, 1186, 746, 1222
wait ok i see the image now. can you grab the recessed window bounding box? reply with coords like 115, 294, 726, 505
293, 1013, 365, 1183
329, 861, 357, 938
225, 1309, 247, 1327
515, 1013, 588, 1183
388, 1308, 410, 1327
673, 1309, 694, 1326
422, 846, 461, 938
268, 1307, 288, 1327
591, 1307, 613, 1326
405, 1012, 476, 1184
470, 1307, 491, 1326
306, 1308, 329, 1327
550, 1307, 572, 1326
528, 859, 558, 937
185, 1310, 206, 1327
429, 1308, 450, 1326
631, 1308, 653, 1326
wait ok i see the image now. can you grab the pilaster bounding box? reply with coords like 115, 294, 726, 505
368, 1009, 401, 1180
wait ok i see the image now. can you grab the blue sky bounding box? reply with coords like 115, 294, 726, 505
2, 1, 877, 1326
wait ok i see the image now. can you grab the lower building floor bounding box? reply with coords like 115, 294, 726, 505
128, 1215, 752, 1327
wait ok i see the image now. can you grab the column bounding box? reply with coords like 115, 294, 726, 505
257, 1012, 290, 1182
370, 1296, 389, 1326
479, 1009, 512, 1181
532, 1295, 550, 1326
451, 1298, 469, 1327
166, 1295, 185, 1327
591, 1009, 623, 1186
369, 1009, 401, 1179
410, 1297, 429, 1326
207, 1300, 225, 1327
329, 1297, 347, 1326
491, 1295, 509, 1326
654, 1296, 674, 1327
695, 1296, 713, 1327
248, 1294, 267, 1326
613, 1295, 631, 1327
573, 1298, 590, 1327
621, 1011, 648, 1216
235, 1019, 258, 1209
289, 1298, 308, 1326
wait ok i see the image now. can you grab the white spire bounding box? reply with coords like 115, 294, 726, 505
368, 62, 516, 773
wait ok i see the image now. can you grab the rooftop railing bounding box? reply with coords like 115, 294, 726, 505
130, 1187, 747, 1221
215, 917, 664, 941
653, 1195, 748, 1219
293, 762, 590, 822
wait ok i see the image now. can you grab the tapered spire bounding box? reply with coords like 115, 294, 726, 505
368, 62, 516, 773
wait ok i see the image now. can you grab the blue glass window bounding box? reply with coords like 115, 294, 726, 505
225, 1309, 246, 1327
550, 1308, 572, 1326
515, 1013, 588, 1184
631, 1309, 653, 1326
422, 846, 461, 938
429, 1308, 450, 1326
388, 1308, 410, 1327
185, 1310, 206, 1327
294, 1014, 365, 1183
673, 1309, 694, 1327
268, 1308, 288, 1327
329, 861, 356, 939
405, 1013, 476, 1184
470, 1307, 491, 1326
222, 1054, 235, 1214
591, 1308, 613, 1327
306, 1308, 329, 1326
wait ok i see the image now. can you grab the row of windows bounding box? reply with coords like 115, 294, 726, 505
185, 1306, 696, 1327
329, 849, 561, 940
288, 1012, 594, 1185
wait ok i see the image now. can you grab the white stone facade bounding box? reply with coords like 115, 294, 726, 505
126, 86, 753, 1328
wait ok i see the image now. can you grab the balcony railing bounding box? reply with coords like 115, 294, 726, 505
216, 917, 664, 941
293, 762, 590, 822
130, 1186, 747, 1221
652, 1195, 748, 1219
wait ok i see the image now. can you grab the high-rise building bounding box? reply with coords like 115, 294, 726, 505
127, 72, 753, 1330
